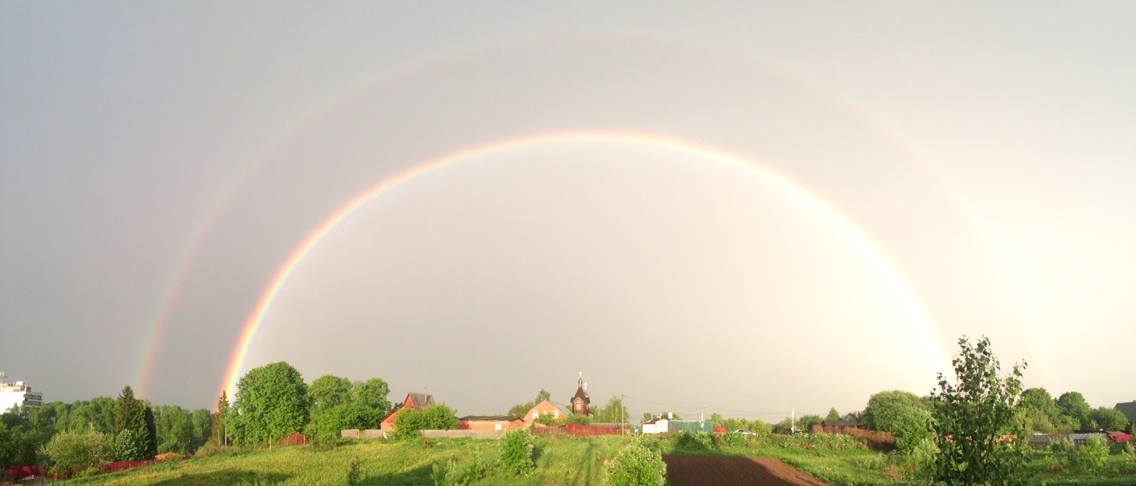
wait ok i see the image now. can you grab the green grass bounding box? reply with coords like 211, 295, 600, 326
63, 434, 1136, 486
68, 436, 632, 486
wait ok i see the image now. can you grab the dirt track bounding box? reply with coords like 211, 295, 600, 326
663, 454, 832, 486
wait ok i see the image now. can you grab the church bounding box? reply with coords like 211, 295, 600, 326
571, 372, 591, 416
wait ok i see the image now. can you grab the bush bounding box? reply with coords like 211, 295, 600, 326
346, 457, 361, 485
393, 404, 459, 440
1050, 436, 1109, 472
603, 441, 666, 486
111, 429, 142, 461
432, 450, 489, 486
42, 430, 111, 477
498, 429, 536, 476
674, 431, 714, 450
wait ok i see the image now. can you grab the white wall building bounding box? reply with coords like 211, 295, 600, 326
0, 372, 43, 412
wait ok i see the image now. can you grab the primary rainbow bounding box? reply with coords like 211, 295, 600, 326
218, 130, 949, 398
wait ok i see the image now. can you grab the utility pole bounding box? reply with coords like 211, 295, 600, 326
791, 408, 796, 434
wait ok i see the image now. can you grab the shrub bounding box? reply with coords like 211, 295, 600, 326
111, 429, 142, 461
534, 414, 559, 426
432, 450, 489, 486
603, 441, 666, 486
394, 404, 459, 440
718, 431, 745, 447
674, 431, 714, 450
42, 430, 111, 477
1051, 436, 1109, 472
499, 429, 536, 476
346, 457, 361, 486
566, 413, 592, 425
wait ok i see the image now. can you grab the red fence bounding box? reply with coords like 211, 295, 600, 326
565, 423, 632, 436
5, 465, 41, 481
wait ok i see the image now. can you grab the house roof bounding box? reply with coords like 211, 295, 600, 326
406, 393, 434, 409
1115, 401, 1136, 422
459, 415, 521, 422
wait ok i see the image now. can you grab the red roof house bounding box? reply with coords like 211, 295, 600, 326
380, 393, 435, 432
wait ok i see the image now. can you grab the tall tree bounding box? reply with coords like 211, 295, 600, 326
113, 386, 155, 459
930, 336, 1026, 485
825, 408, 840, 422
352, 378, 391, 413
1092, 407, 1128, 431
233, 362, 309, 446
309, 375, 353, 415
1056, 391, 1094, 430
536, 389, 550, 403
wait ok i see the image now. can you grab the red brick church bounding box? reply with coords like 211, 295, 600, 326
571, 372, 591, 415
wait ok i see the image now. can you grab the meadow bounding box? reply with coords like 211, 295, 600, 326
69, 432, 1136, 486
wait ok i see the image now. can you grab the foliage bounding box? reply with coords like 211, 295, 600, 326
592, 396, 630, 424
346, 456, 362, 485
930, 335, 1027, 485
566, 413, 592, 425
1051, 436, 1109, 472
111, 429, 142, 461
432, 448, 489, 485
533, 413, 559, 426
232, 361, 310, 446
1092, 407, 1129, 431
772, 418, 794, 434
499, 429, 536, 476
113, 386, 155, 460
826, 407, 841, 422
393, 404, 459, 440
153, 405, 209, 454
42, 429, 111, 476
674, 431, 714, 450
309, 375, 353, 415
507, 389, 552, 419
1057, 391, 1095, 431
797, 414, 823, 433
351, 378, 391, 414
602, 441, 666, 486
863, 390, 932, 452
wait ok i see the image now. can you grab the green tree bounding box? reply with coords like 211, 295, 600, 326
43, 429, 110, 477
825, 408, 840, 422
352, 378, 391, 413
1092, 406, 1128, 431
1056, 391, 1094, 430
113, 386, 154, 460
797, 414, 823, 433
233, 362, 309, 446
309, 375, 353, 415
593, 396, 630, 424
863, 390, 932, 451
536, 389, 550, 403
930, 336, 1027, 485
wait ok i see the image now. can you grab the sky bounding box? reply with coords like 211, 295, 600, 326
2, 2, 1133, 420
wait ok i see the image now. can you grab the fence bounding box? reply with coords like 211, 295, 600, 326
341, 429, 386, 439
810, 424, 896, 451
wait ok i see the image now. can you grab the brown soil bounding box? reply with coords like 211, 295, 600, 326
663, 454, 832, 486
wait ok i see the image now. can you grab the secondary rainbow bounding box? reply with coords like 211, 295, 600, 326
218, 130, 949, 398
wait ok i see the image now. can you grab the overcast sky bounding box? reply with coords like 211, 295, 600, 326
2, 2, 1133, 419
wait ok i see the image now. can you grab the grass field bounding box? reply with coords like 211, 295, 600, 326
66, 434, 1136, 486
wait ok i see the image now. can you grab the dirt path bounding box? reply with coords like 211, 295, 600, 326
663, 454, 832, 486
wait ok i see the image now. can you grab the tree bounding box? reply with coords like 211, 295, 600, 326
113, 386, 154, 460
43, 429, 110, 477
392, 404, 458, 440
797, 414, 823, 433
1092, 407, 1128, 431
1057, 392, 1094, 431
233, 362, 309, 445
930, 336, 1027, 485
1017, 387, 1076, 433
208, 391, 229, 447
309, 375, 353, 415
352, 378, 391, 413
825, 408, 840, 422
536, 389, 550, 403
863, 390, 932, 451
592, 397, 630, 424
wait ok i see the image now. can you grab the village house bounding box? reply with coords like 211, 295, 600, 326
524, 399, 570, 426
380, 392, 434, 432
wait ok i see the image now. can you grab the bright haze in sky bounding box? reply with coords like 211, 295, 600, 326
2, 2, 1133, 418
